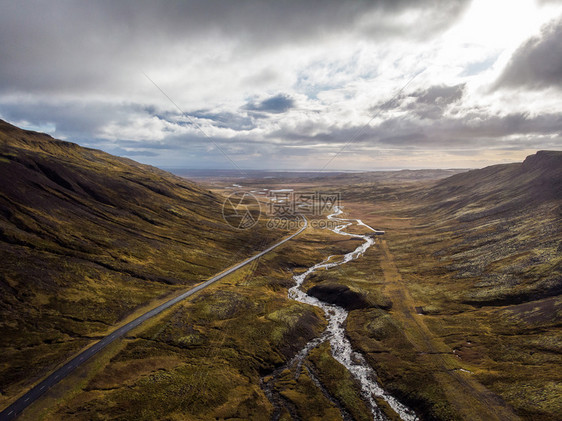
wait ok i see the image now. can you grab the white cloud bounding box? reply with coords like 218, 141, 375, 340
0, 0, 561, 170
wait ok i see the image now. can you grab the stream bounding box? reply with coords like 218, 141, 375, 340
284, 207, 418, 421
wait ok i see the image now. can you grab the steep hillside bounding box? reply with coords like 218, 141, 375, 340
423, 150, 562, 218
0, 120, 279, 406
360, 151, 562, 419
418, 151, 562, 305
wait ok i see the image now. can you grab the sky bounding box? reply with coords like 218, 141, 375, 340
1, 0, 561, 171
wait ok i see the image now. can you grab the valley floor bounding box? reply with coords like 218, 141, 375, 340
378, 239, 520, 420
6, 175, 561, 421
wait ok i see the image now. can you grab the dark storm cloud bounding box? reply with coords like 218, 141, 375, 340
140, 107, 257, 131
245, 94, 295, 114
494, 16, 562, 90
405, 84, 465, 119
269, 111, 562, 150
411, 84, 465, 105
190, 110, 257, 131
372, 84, 465, 119
0, 0, 470, 94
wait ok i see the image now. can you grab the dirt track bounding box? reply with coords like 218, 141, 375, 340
379, 240, 521, 421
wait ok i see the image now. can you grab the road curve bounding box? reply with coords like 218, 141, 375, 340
0, 216, 307, 421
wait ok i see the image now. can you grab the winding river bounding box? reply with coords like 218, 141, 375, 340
286, 207, 418, 421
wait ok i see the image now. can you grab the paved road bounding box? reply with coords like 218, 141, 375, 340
0, 216, 307, 421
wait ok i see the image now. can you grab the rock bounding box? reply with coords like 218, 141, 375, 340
306, 283, 371, 311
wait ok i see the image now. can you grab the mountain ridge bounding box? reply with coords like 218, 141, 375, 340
420, 150, 562, 216
0, 119, 278, 407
